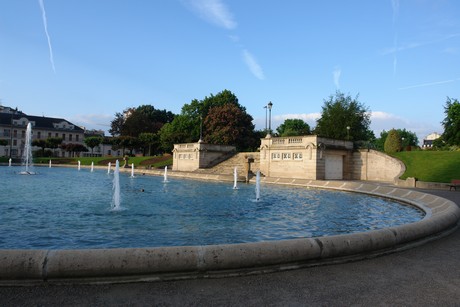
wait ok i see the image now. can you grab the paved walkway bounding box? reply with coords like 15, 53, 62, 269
1, 188, 459, 306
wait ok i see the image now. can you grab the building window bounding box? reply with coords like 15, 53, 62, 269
21, 131, 25, 139
13, 130, 17, 138
4, 129, 9, 137
48, 132, 52, 138
62, 134, 66, 141
76, 135, 79, 142
282, 153, 291, 160
271, 153, 281, 160
294, 153, 303, 160
69, 134, 72, 141
37, 131, 41, 139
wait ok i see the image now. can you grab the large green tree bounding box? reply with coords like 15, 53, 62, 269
158, 115, 197, 152
440, 97, 460, 146
158, 89, 256, 151
138, 132, 158, 156
109, 105, 175, 137
276, 119, 311, 136
203, 103, 258, 151
123, 105, 174, 137
314, 91, 372, 141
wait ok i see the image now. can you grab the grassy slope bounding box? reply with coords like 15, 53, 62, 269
393, 151, 460, 183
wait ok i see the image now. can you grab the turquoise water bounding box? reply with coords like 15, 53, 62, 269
0, 166, 424, 249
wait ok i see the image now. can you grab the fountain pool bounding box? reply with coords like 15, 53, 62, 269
0, 166, 424, 250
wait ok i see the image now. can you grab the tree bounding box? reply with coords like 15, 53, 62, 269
46, 137, 63, 156
314, 91, 372, 141
61, 143, 88, 157
158, 115, 197, 152
375, 129, 418, 151
384, 129, 402, 153
84, 137, 102, 154
123, 105, 174, 137
158, 89, 250, 151
109, 110, 129, 136
276, 119, 311, 137
138, 132, 158, 156
181, 89, 242, 119
203, 103, 258, 151
32, 139, 47, 156
109, 105, 175, 138
440, 97, 460, 146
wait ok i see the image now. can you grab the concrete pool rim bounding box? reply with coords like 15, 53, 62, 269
1, 174, 459, 285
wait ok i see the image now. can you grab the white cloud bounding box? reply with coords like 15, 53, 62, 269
333, 67, 341, 89
228, 34, 240, 42
242, 49, 265, 80
254, 110, 441, 145
69, 113, 113, 133
185, 0, 237, 30
370, 111, 442, 144
274, 113, 321, 122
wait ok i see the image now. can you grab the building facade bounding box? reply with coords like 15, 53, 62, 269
422, 132, 441, 149
172, 142, 236, 171
0, 107, 85, 158
259, 135, 354, 180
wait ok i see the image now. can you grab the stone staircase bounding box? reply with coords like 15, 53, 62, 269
196, 152, 260, 178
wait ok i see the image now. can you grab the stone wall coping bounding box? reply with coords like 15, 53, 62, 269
1, 170, 459, 285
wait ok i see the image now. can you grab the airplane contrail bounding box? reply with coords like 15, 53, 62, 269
398, 79, 459, 90
38, 0, 56, 73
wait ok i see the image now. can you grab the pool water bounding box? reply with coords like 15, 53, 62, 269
0, 166, 424, 249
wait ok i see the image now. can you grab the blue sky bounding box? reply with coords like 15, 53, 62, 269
1, 0, 459, 143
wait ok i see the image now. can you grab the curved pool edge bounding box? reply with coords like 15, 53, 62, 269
1, 179, 459, 285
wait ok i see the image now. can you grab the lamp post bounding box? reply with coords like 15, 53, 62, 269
198, 115, 203, 143
267, 101, 273, 137
9, 107, 17, 158
264, 105, 268, 134
346, 126, 350, 140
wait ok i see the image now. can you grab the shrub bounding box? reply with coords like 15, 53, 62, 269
384, 129, 402, 153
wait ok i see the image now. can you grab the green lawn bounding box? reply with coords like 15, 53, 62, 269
392, 151, 460, 183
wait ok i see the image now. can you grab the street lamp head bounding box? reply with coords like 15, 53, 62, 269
267, 101, 273, 110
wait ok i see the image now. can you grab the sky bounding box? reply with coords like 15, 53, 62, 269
0, 0, 459, 143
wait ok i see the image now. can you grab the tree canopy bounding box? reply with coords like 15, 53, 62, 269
384, 129, 402, 153
203, 103, 257, 151
109, 105, 175, 137
158, 89, 258, 151
84, 136, 102, 153
375, 128, 419, 151
440, 97, 460, 146
314, 91, 372, 141
276, 119, 311, 137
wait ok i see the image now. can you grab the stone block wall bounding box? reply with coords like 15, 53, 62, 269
351, 149, 404, 182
